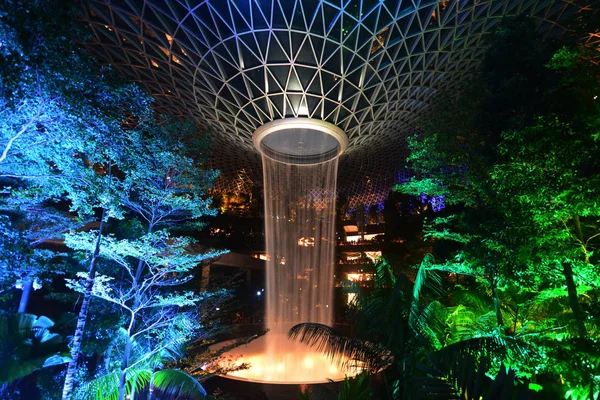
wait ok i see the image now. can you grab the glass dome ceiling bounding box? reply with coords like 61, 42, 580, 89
82, 0, 575, 205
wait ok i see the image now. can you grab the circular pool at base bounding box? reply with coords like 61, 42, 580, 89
212, 333, 362, 384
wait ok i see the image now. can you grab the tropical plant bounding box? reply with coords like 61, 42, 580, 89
413, 355, 533, 399
0, 314, 70, 395
290, 257, 532, 399
66, 232, 226, 400
395, 14, 600, 398
77, 322, 207, 400
292, 256, 439, 375
337, 373, 372, 400
79, 368, 206, 400
63, 114, 225, 400
0, 1, 165, 397
295, 372, 372, 400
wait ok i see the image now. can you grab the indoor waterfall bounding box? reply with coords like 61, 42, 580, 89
216, 119, 360, 383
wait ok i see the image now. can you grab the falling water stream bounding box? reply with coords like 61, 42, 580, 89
217, 120, 359, 383
263, 152, 338, 332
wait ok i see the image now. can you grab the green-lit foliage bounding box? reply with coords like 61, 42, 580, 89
78, 370, 150, 400
150, 369, 206, 399
290, 257, 527, 399
295, 372, 374, 400
413, 356, 533, 399
80, 368, 206, 400
337, 372, 372, 400
395, 15, 600, 398
77, 328, 207, 400
290, 257, 439, 394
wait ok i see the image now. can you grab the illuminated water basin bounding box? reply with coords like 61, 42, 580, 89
215, 333, 362, 384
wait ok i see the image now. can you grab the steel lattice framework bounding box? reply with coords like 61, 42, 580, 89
82, 0, 577, 206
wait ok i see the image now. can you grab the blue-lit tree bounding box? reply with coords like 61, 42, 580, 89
0, 213, 68, 313
1, 3, 152, 397
2, 2, 228, 399
64, 119, 227, 400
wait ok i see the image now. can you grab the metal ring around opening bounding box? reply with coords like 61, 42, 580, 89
253, 118, 348, 165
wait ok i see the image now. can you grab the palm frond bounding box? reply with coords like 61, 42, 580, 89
450, 289, 492, 311
77, 371, 120, 400
444, 306, 483, 344
374, 258, 396, 288
410, 300, 448, 350
151, 369, 206, 399
77, 368, 151, 400
413, 355, 532, 400
342, 278, 407, 347
288, 323, 390, 373
413, 255, 445, 303
337, 372, 372, 400
127, 368, 152, 396
430, 334, 528, 374
409, 258, 447, 348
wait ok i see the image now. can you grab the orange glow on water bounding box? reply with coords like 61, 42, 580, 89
215, 333, 362, 383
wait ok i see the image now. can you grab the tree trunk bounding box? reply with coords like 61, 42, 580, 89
147, 373, 155, 400
18, 279, 33, 313
562, 262, 587, 337
117, 224, 153, 400
61, 211, 106, 400
118, 332, 135, 400
200, 264, 211, 291
491, 280, 503, 328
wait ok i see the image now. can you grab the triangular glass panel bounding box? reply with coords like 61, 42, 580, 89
296, 66, 316, 91
272, 30, 291, 60
307, 72, 322, 94
251, 0, 271, 29
239, 35, 263, 68
346, 68, 362, 87
284, 95, 297, 117
323, 49, 342, 74
305, 95, 321, 114
271, 3, 287, 29
267, 71, 280, 93
231, 3, 252, 34
323, 99, 337, 120
308, 3, 325, 36
287, 94, 303, 114
286, 68, 302, 92
291, 1, 307, 30
268, 94, 285, 117
292, 33, 315, 65
278, 0, 296, 26
270, 66, 289, 90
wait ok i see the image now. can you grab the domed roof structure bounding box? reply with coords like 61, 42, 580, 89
82, 0, 575, 205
